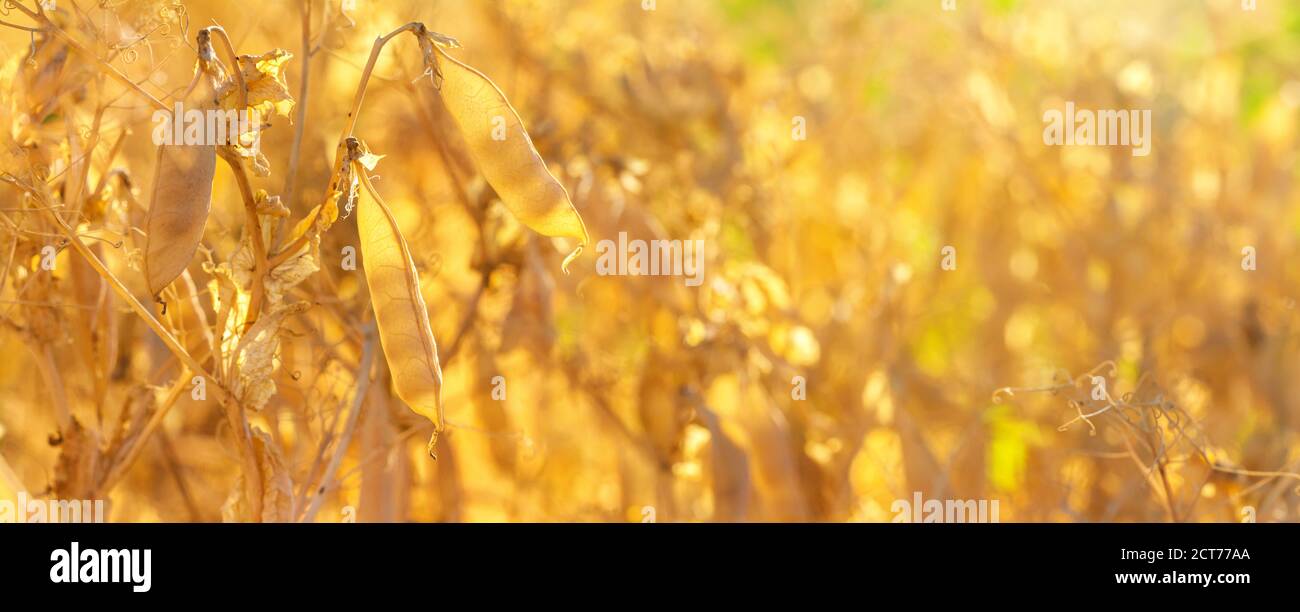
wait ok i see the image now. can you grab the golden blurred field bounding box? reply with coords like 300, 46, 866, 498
1, 0, 1299, 523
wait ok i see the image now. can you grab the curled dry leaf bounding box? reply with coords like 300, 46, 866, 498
431, 44, 589, 272
264, 250, 318, 305
221, 428, 294, 522
233, 49, 296, 120
231, 301, 310, 410
211, 48, 294, 178
282, 140, 370, 253
143, 142, 216, 296
52, 418, 103, 499
354, 163, 445, 442
285, 191, 341, 254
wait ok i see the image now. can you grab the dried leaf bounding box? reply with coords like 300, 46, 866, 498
254, 190, 289, 217
143, 143, 216, 296
432, 45, 589, 271
231, 301, 309, 410
252, 429, 294, 522
212, 49, 293, 178
221, 428, 294, 522
106, 385, 157, 463
232, 49, 296, 120
264, 250, 318, 305
52, 418, 103, 499
286, 191, 342, 250
357, 150, 385, 171
426, 30, 461, 50
355, 166, 444, 432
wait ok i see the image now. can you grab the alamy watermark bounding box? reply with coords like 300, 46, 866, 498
1, 491, 106, 523
50, 541, 151, 593
594, 232, 705, 287
891, 491, 1000, 523
1043, 101, 1152, 157
151, 102, 262, 150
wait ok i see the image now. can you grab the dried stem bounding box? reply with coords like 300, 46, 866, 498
95, 368, 193, 496
280, 22, 427, 260
156, 430, 204, 521
217, 149, 270, 328
181, 269, 217, 370
224, 394, 263, 520
7, 183, 263, 514
300, 322, 376, 522
282, 0, 313, 211
205, 26, 249, 111
31, 342, 72, 433
0, 18, 40, 32
24, 187, 219, 387
999, 363, 1300, 521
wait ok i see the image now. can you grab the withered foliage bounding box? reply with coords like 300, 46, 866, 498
0, 1, 1298, 523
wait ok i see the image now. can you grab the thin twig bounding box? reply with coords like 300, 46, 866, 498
300, 322, 376, 522
217, 149, 270, 328
281, 0, 313, 212
96, 368, 192, 496
273, 22, 428, 266
20, 183, 219, 386
156, 429, 204, 521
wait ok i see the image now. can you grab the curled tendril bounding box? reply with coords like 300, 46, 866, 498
156, 1, 185, 31
1085, 360, 1117, 379
1060, 399, 1099, 435
1000, 361, 1300, 501
77, 234, 123, 249
991, 377, 1071, 404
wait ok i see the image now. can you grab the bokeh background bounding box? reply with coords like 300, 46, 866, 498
1, 0, 1299, 522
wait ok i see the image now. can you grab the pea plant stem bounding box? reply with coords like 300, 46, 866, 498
299, 323, 376, 522
282, 0, 314, 212
272, 23, 429, 263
